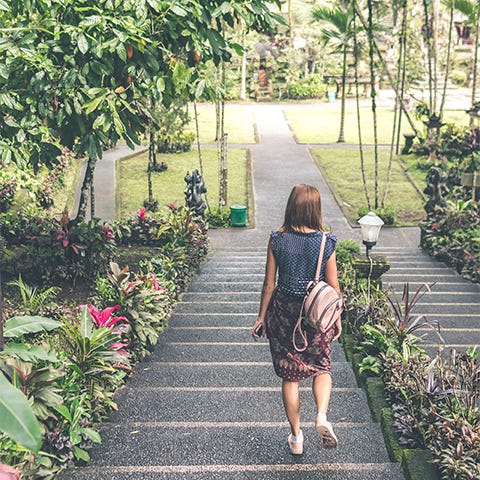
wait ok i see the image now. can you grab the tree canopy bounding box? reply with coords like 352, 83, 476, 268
0, 0, 284, 170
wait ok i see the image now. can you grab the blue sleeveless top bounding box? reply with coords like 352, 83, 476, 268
270, 230, 337, 297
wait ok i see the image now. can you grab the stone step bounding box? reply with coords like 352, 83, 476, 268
148, 339, 346, 363
127, 361, 358, 389
110, 388, 371, 424
417, 313, 480, 329
62, 463, 405, 480
188, 281, 262, 292
383, 281, 480, 293
174, 300, 262, 314
418, 327, 480, 346
60, 424, 398, 475
169, 313, 256, 327
181, 290, 479, 304
159, 326, 343, 349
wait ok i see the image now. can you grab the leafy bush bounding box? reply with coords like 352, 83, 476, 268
157, 131, 195, 153
286, 76, 326, 99
0, 179, 17, 213
1, 211, 116, 284
421, 200, 480, 283
206, 207, 230, 228
340, 249, 479, 480
358, 205, 396, 225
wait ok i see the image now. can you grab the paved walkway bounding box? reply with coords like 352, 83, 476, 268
62, 102, 479, 479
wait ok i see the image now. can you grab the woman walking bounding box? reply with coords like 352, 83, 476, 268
252, 184, 342, 455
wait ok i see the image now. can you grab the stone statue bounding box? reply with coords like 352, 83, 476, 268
184, 169, 207, 217
424, 167, 449, 218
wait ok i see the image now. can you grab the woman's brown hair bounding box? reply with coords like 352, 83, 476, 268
280, 184, 323, 232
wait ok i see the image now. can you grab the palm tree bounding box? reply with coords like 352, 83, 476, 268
454, 0, 480, 123
312, 4, 355, 143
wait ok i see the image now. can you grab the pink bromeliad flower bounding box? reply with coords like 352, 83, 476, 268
138, 207, 147, 220
87, 305, 128, 329
102, 225, 114, 240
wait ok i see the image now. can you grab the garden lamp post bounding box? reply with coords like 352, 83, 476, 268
358, 211, 384, 257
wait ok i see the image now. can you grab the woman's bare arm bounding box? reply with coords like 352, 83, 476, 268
252, 239, 277, 339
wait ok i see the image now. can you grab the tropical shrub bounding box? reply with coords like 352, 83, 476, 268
421, 200, 480, 283
340, 249, 479, 480
1, 211, 116, 284
286, 76, 326, 99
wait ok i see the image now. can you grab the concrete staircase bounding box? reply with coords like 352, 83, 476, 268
62, 246, 404, 479
376, 246, 480, 357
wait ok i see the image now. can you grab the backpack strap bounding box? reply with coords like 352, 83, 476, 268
293, 233, 328, 352
313, 233, 327, 283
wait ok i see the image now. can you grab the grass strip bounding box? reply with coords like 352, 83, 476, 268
186, 103, 256, 144
116, 148, 249, 218
284, 104, 470, 145
311, 148, 425, 226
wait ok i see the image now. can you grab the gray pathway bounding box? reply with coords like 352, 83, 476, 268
62, 102, 479, 480
62, 105, 404, 479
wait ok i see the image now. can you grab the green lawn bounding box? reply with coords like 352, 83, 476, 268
284, 105, 470, 144
116, 148, 250, 218
186, 103, 256, 144
311, 148, 425, 225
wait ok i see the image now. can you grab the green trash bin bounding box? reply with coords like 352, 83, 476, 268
230, 205, 247, 227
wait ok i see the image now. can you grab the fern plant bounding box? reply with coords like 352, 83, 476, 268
7, 275, 59, 315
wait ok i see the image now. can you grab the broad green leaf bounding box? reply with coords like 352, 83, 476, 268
0, 0, 9, 11
170, 4, 187, 16
195, 79, 205, 98
79, 307, 93, 338
84, 95, 105, 114
2, 343, 59, 363
0, 372, 42, 453
212, 2, 231, 17
53, 404, 72, 422
73, 446, 90, 462
77, 33, 89, 54
4, 316, 63, 338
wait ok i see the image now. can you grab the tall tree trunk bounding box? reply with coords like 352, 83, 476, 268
194, 100, 210, 211
395, 0, 409, 154
367, 0, 379, 209
240, 29, 247, 101
383, 2, 405, 207
288, 0, 293, 45
74, 156, 97, 223
471, 18, 480, 125
90, 180, 95, 218
337, 43, 348, 143
439, 0, 454, 118
147, 122, 156, 202
422, 0, 434, 114
353, 10, 371, 209
352, 1, 420, 138
217, 60, 227, 209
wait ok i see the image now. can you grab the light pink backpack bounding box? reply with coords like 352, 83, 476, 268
293, 233, 343, 352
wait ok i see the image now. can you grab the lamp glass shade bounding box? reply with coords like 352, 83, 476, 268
358, 212, 384, 243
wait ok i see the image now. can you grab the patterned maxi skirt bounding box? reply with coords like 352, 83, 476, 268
265, 287, 335, 382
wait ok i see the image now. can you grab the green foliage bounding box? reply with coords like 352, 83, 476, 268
421, 199, 480, 283
1, 211, 117, 284
286, 76, 326, 99
3, 316, 63, 339
358, 205, 396, 225
0, 0, 284, 171
7, 275, 59, 315
336, 239, 361, 269
206, 207, 231, 228
0, 371, 42, 454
